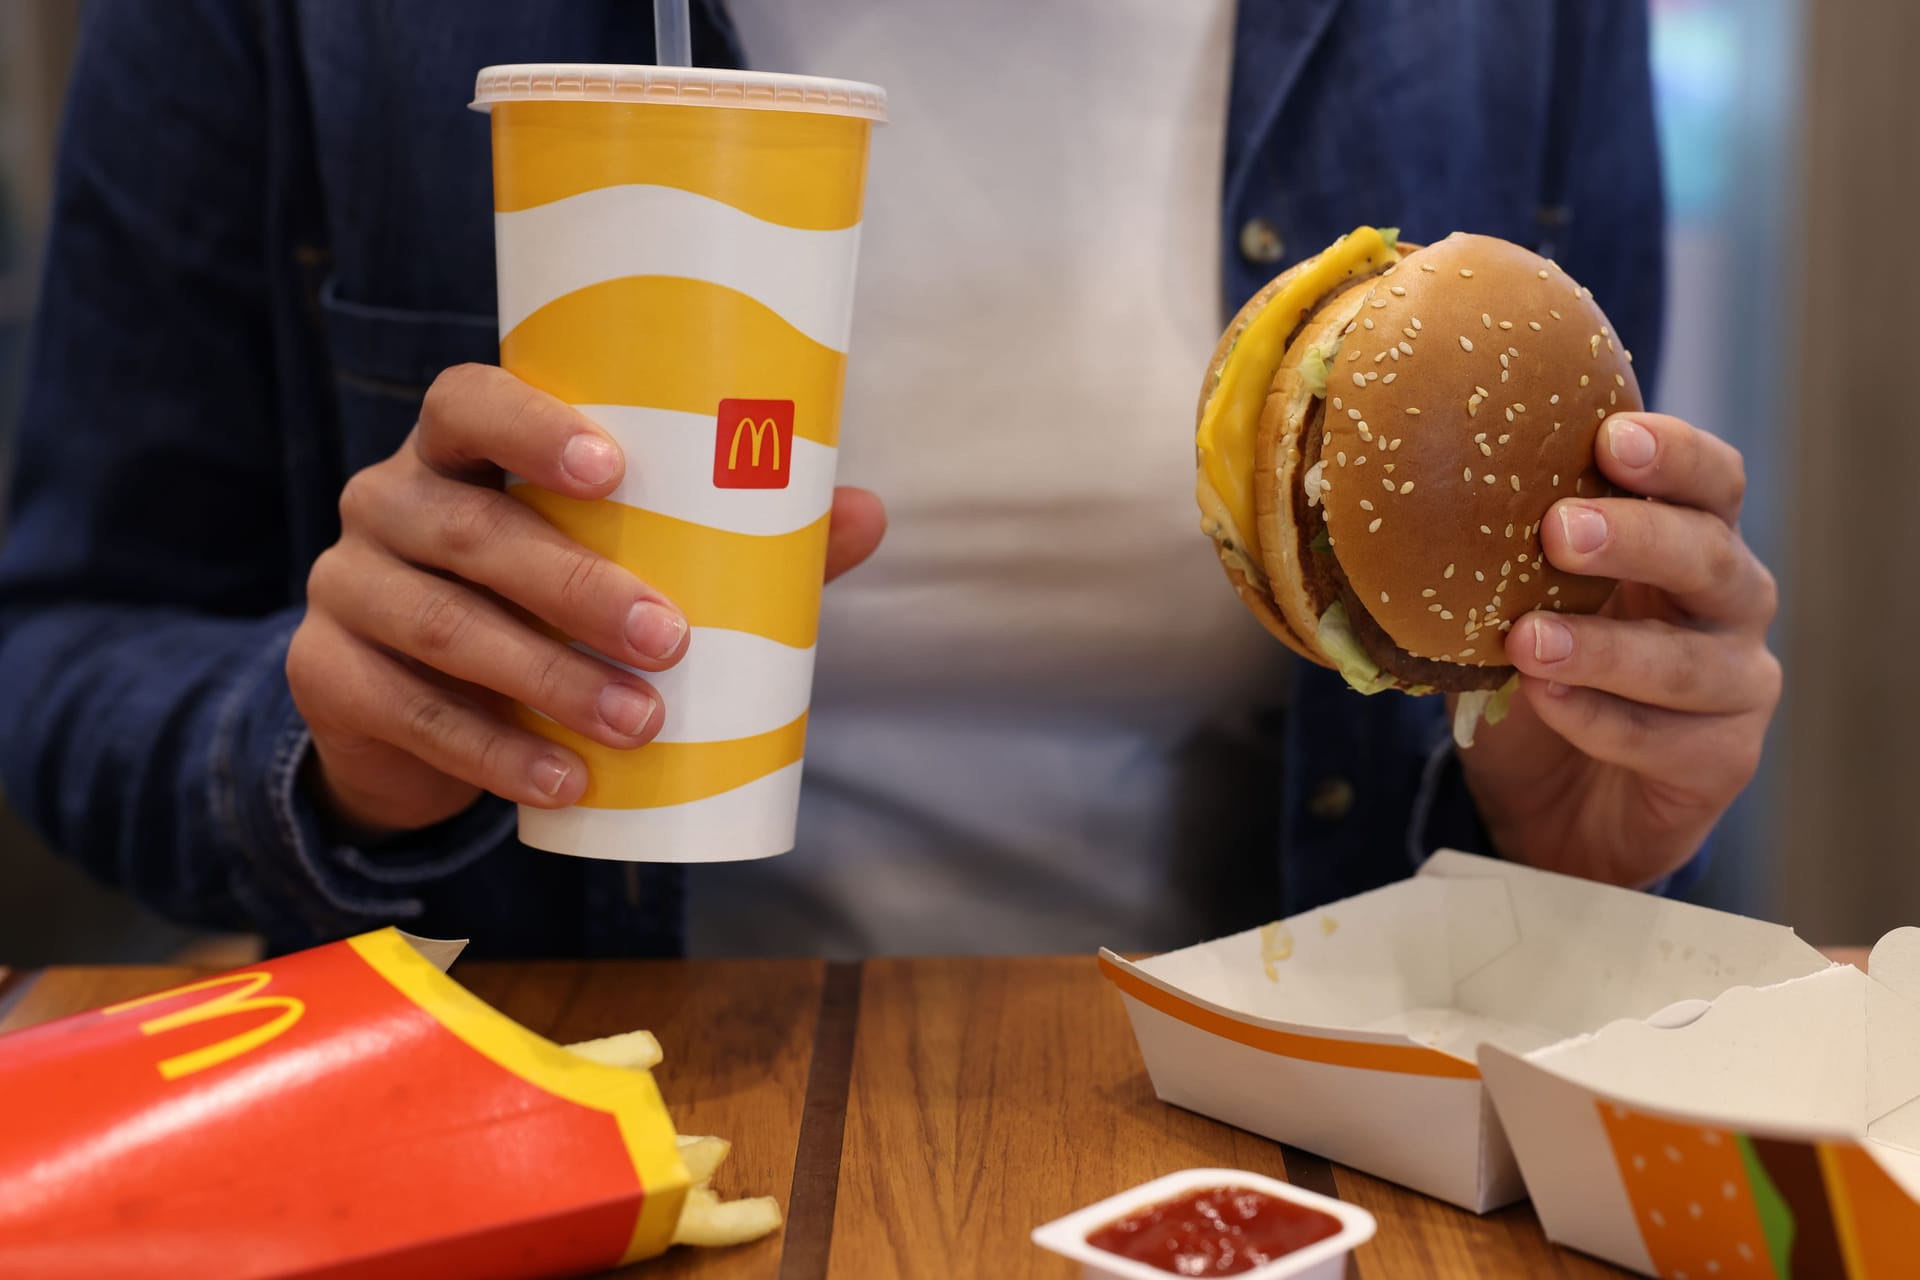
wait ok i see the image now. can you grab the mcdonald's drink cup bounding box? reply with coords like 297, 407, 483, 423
471, 65, 886, 862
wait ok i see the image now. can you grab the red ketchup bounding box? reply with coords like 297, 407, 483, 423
1084, 1186, 1342, 1276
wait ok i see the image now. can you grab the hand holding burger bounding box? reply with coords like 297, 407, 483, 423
1196, 227, 1779, 888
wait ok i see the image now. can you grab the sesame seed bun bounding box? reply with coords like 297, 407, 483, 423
1199, 230, 1628, 693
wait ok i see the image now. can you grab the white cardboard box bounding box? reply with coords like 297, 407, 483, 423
1100, 851, 1832, 1212
1480, 927, 1920, 1278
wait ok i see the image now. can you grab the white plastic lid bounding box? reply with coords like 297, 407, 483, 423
471, 64, 887, 122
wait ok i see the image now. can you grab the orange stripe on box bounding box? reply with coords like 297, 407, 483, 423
516, 710, 809, 810
491, 99, 870, 229
1097, 954, 1481, 1080
499, 276, 846, 448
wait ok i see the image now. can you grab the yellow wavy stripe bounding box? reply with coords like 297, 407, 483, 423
491, 100, 870, 229
519, 709, 810, 809
500, 276, 846, 447
513, 489, 829, 648
346, 930, 689, 1263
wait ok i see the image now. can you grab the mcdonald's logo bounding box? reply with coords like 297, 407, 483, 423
103, 972, 307, 1082
713, 398, 795, 490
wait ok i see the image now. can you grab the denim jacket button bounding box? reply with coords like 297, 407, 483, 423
1238, 217, 1285, 265
1307, 776, 1354, 822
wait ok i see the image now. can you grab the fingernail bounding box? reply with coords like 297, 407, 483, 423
531, 754, 573, 797
1559, 503, 1608, 554
561, 433, 621, 486
596, 683, 656, 737
1531, 617, 1573, 664
626, 602, 688, 661
1606, 418, 1657, 469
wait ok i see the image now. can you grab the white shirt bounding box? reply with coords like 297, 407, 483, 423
689, 0, 1287, 957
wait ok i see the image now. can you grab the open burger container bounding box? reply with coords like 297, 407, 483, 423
1479, 927, 1920, 1278
0, 928, 690, 1279
1099, 850, 1832, 1213
1031, 1167, 1375, 1280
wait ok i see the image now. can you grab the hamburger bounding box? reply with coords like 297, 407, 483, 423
1194, 227, 1637, 743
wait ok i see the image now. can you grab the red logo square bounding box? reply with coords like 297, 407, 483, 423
713, 400, 795, 489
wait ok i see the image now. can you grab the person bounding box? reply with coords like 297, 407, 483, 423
0, 0, 1778, 959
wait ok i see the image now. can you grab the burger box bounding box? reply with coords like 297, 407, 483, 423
0, 927, 693, 1279
1098, 850, 1832, 1213
1479, 927, 1920, 1279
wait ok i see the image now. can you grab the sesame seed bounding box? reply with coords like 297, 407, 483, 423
1597, 407, 1606, 419
1615, 373, 1626, 387
1411, 317, 1423, 330
1374, 350, 1388, 364
1483, 474, 1495, 484
1421, 263, 1436, 272
1360, 499, 1374, 511
1505, 408, 1515, 423
1600, 326, 1610, 337
1519, 573, 1531, 583
1400, 481, 1414, 494
1370, 298, 1388, 309
1389, 438, 1403, 450
1610, 390, 1618, 405
1580, 374, 1590, 386
1505, 523, 1515, 536
1467, 399, 1480, 417
1607, 337, 1616, 353
1475, 432, 1487, 441
1550, 309, 1562, 320
1333, 396, 1344, 409
1382, 463, 1395, 473
1363, 318, 1376, 329
1398, 341, 1414, 356
1479, 442, 1492, 456
1389, 348, 1400, 361
1549, 394, 1560, 405
1552, 421, 1562, 431
1380, 591, 1390, 604
1359, 425, 1373, 440
1444, 563, 1455, 578
1344, 322, 1357, 336
1476, 385, 1490, 397
1482, 313, 1492, 329
1403, 326, 1418, 338
1476, 569, 1486, 578
1509, 347, 1519, 357
1499, 433, 1511, 443
1354, 455, 1368, 465
1499, 320, 1514, 330
1366, 371, 1379, 382
1369, 517, 1383, 533
1405, 407, 1420, 416
1460, 647, 1475, 657
1528, 320, 1543, 331
1390, 285, 1407, 296
1352, 373, 1367, 388
1590, 334, 1602, 356
1463, 466, 1473, 482
1537, 269, 1549, 279
1441, 610, 1454, 620
1500, 354, 1511, 369
1479, 526, 1491, 536
1548, 585, 1560, 596
1383, 372, 1397, 384
1348, 408, 1363, 420
1459, 268, 1474, 278
1552, 474, 1559, 485
1510, 475, 1520, 491
1381, 478, 1394, 493
1337, 451, 1348, 465
1500, 370, 1510, 383
1502, 560, 1512, 575
1428, 603, 1443, 613
1459, 336, 1474, 352
1423, 588, 1437, 598
1348, 350, 1361, 361
1514, 403, 1526, 413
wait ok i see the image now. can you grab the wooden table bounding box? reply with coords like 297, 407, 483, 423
0, 955, 1638, 1279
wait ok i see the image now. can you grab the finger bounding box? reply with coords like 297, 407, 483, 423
1507, 611, 1783, 715
824, 487, 887, 582
1543, 497, 1778, 628
1518, 676, 1765, 798
315, 545, 665, 749
294, 610, 590, 808
415, 363, 624, 499
1594, 413, 1747, 526
339, 466, 689, 669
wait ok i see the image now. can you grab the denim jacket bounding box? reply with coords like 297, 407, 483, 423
0, 0, 1699, 958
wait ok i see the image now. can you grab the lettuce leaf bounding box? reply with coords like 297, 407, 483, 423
1317, 601, 1396, 696
1300, 345, 1333, 398
1452, 675, 1520, 749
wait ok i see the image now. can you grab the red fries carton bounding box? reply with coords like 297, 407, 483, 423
0, 928, 690, 1279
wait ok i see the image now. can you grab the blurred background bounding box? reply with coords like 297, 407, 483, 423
0, 1, 1913, 961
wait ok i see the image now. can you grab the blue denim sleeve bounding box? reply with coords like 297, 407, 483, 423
0, 0, 511, 944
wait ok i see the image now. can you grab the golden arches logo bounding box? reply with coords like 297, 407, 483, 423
103, 971, 306, 1081
713, 398, 795, 490
728, 417, 783, 472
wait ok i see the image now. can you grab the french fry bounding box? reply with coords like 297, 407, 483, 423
563, 1029, 664, 1071
676, 1134, 732, 1186
670, 1187, 784, 1248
